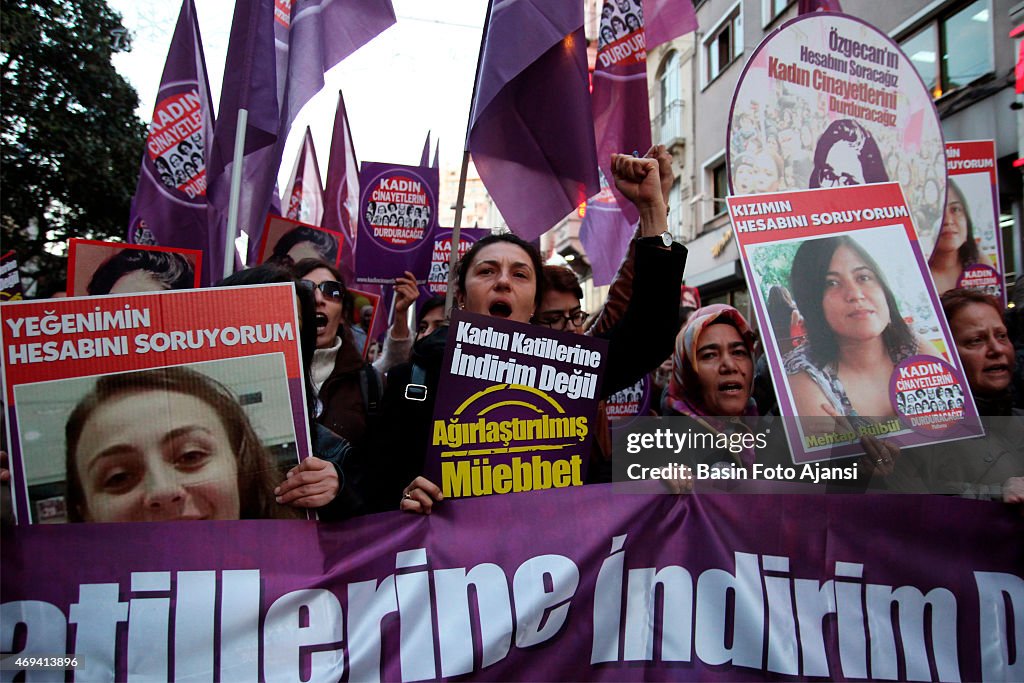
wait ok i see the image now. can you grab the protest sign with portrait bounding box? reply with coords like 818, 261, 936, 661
728, 183, 983, 463
66, 239, 202, 297
424, 310, 607, 498
257, 215, 345, 269
1, 284, 310, 524
727, 12, 946, 254
347, 286, 381, 358
355, 161, 439, 284
930, 140, 1005, 304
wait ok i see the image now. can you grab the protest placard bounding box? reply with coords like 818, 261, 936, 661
66, 239, 202, 297
347, 286, 381, 357
355, 162, 439, 284
423, 227, 490, 297
931, 140, 1005, 303
728, 182, 983, 463
0, 284, 309, 524
424, 310, 607, 498
257, 215, 345, 269
727, 12, 945, 254
0, 250, 23, 301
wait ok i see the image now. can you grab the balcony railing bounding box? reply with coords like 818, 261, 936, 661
653, 99, 685, 146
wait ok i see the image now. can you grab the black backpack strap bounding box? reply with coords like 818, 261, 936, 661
404, 363, 428, 401
359, 364, 382, 416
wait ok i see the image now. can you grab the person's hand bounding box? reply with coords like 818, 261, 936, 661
275, 456, 340, 508
611, 153, 666, 212
662, 467, 693, 495
400, 476, 443, 515
857, 434, 899, 478
642, 144, 673, 207
1, 450, 9, 484
393, 271, 418, 315
1002, 477, 1024, 507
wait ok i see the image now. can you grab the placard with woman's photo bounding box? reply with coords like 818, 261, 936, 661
0, 284, 310, 524
728, 182, 984, 463
929, 140, 1005, 304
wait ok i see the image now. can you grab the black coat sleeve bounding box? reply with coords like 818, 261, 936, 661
597, 240, 686, 397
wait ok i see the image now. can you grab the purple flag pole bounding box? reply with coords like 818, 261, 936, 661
222, 110, 250, 279
207, 0, 279, 283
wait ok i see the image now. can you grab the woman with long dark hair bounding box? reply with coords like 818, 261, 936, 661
785, 235, 939, 421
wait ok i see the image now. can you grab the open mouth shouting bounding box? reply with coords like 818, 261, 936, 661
488, 300, 513, 318
315, 312, 329, 335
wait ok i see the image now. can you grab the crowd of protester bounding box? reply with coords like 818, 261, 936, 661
2, 145, 1022, 525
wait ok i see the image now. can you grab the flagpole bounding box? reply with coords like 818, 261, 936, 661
445, 0, 494, 316
223, 108, 248, 279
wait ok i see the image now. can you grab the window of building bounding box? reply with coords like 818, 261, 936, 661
763, 0, 795, 26
656, 51, 683, 144
900, 0, 994, 99
702, 157, 729, 224
712, 162, 729, 215
703, 4, 743, 86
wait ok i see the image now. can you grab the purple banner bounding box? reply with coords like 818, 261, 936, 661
2, 487, 1021, 681
424, 310, 608, 498
127, 0, 215, 282
355, 162, 439, 284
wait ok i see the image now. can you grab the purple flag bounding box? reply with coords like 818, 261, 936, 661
799, 0, 843, 12
580, 175, 637, 285
209, 0, 395, 280
468, 0, 598, 242
323, 90, 361, 283
642, 0, 698, 49
205, 0, 279, 284
432, 139, 440, 168
581, 0, 651, 286
284, 126, 325, 225
419, 130, 431, 167
127, 0, 215, 278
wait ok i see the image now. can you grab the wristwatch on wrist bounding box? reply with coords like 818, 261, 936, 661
639, 231, 673, 247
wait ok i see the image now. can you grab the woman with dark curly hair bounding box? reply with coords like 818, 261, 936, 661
87, 249, 195, 295
64, 366, 298, 523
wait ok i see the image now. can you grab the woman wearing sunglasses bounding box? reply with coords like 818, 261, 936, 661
290, 260, 418, 453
